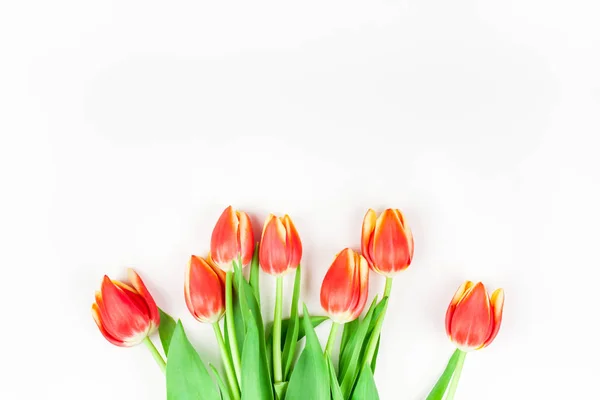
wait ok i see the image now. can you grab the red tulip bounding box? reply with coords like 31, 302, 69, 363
184, 255, 226, 323
259, 214, 302, 276
210, 205, 255, 272
320, 248, 369, 323
361, 208, 414, 277
91, 269, 160, 347
445, 281, 505, 351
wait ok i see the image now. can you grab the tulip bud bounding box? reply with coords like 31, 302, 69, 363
210, 205, 255, 272
91, 269, 160, 347
184, 255, 226, 324
320, 248, 369, 324
361, 208, 414, 277
445, 281, 505, 351
259, 214, 302, 276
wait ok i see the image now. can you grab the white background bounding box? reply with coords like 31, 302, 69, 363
1, 1, 599, 399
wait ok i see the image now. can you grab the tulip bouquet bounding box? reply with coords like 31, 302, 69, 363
92, 206, 504, 400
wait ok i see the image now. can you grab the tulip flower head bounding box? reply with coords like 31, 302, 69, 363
445, 281, 505, 351
361, 208, 414, 277
259, 214, 302, 276
91, 269, 160, 347
320, 248, 369, 324
210, 205, 255, 272
184, 255, 226, 324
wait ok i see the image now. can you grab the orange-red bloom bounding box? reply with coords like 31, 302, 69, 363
184, 255, 226, 324
259, 214, 302, 276
445, 281, 505, 351
320, 248, 369, 324
361, 208, 414, 277
91, 269, 160, 347
210, 205, 255, 272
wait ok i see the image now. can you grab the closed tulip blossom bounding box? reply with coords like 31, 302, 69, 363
184, 255, 226, 323
428, 281, 505, 400
91, 269, 165, 372
321, 248, 369, 324
210, 205, 254, 272
361, 208, 414, 279
321, 248, 369, 356
259, 214, 302, 276
445, 281, 504, 351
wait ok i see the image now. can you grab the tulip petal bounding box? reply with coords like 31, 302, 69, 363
237, 211, 255, 266
353, 253, 370, 321
128, 269, 160, 330
206, 253, 227, 286
92, 303, 126, 347
449, 282, 492, 350
283, 214, 302, 268
445, 281, 474, 336
210, 206, 240, 270
259, 215, 288, 275
361, 209, 377, 266
483, 288, 505, 348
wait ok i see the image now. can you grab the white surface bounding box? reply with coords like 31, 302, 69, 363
1, 1, 599, 399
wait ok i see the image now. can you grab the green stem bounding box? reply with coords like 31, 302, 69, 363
446, 351, 467, 400
383, 277, 393, 298
143, 337, 166, 374
324, 322, 340, 356
273, 276, 284, 383
213, 322, 241, 400
225, 270, 242, 386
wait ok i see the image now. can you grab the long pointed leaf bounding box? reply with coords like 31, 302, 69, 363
351, 366, 379, 400
339, 297, 384, 399
210, 364, 232, 400
425, 349, 461, 400
158, 308, 176, 357
166, 320, 220, 400
327, 356, 343, 400
282, 266, 302, 379
286, 304, 330, 400
338, 296, 379, 379
249, 243, 260, 306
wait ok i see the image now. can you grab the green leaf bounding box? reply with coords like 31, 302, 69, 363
339, 297, 384, 399
327, 356, 343, 400
340, 319, 359, 357
282, 266, 302, 380
249, 243, 260, 306
351, 366, 379, 400
158, 308, 177, 356
371, 337, 381, 374
209, 364, 232, 400
357, 297, 388, 370
241, 310, 274, 400
286, 304, 330, 400
274, 382, 288, 399
166, 320, 220, 400
425, 349, 461, 400
338, 296, 379, 380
